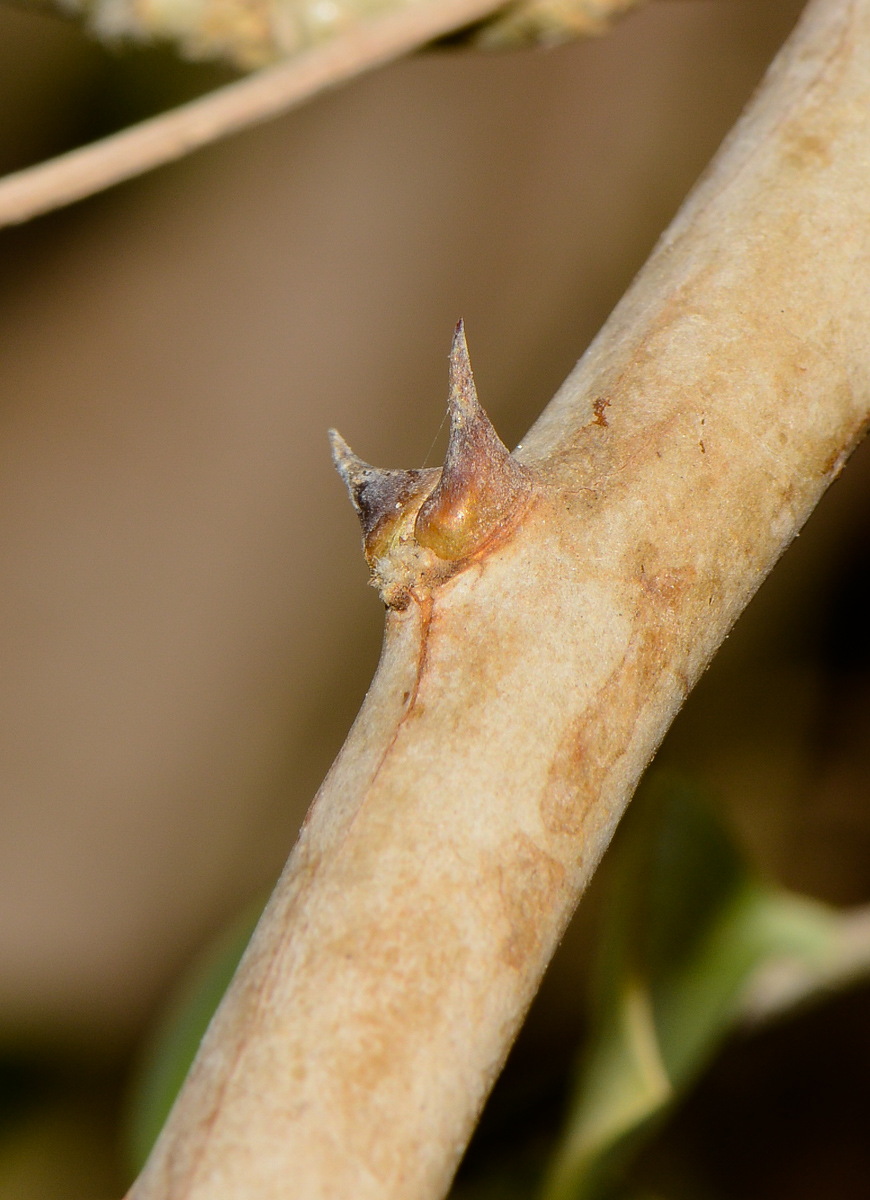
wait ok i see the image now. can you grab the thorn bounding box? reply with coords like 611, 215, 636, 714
329, 429, 371, 506
448, 319, 478, 418
414, 323, 532, 561
444, 320, 510, 475
329, 429, 439, 564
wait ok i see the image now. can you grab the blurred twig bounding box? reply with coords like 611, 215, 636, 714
538, 782, 870, 1200
0, 0, 656, 228
0, 0, 505, 229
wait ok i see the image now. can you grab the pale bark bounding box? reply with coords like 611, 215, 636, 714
129, 1, 870, 1197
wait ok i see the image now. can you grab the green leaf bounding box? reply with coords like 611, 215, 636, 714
539, 776, 842, 1200
123, 898, 265, 1176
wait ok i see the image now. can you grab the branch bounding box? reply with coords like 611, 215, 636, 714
0, 0, 661, 228
0, 0, 505, 229
127, 0, 870, 1197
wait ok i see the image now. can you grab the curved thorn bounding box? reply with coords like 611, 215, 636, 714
329, 429, 439, 564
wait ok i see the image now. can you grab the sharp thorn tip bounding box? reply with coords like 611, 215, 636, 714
451, 319, 469, 358
447, 320, 479, 418
329, 429, 372, 490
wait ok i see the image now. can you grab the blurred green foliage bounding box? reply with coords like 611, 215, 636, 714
541, 777, 838, 1200
123, 900, 264, 1176
122, 776, 866, 1199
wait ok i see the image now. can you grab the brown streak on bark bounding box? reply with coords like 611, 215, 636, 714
498, 834, 567, 970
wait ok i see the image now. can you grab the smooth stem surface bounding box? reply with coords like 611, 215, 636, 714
130, 1, 870, 1197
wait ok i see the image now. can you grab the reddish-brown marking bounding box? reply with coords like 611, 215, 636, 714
498, 833, 566, 970
592, 396, 611, 427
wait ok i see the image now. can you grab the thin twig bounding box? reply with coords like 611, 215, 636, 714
0, 0, 505, 229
